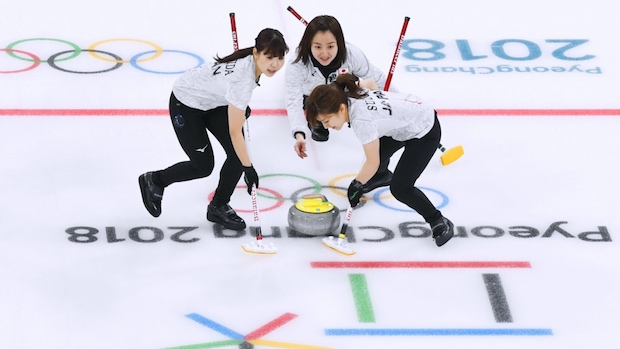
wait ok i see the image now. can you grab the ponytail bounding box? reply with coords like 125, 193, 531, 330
214, 47, 254, 63
333, 73, 366, 99
214, 28, 288, 64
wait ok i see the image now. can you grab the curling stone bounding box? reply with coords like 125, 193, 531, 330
288, 194, 340, 236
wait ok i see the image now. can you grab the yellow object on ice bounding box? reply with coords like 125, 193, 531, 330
295, 194, 335, 213
440, 145, 465, 166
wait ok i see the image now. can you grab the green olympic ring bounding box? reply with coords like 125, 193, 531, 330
6, 38, 81, 62
256, 173, 322, 201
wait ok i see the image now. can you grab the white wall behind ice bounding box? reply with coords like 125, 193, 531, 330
2, 0, 619, 110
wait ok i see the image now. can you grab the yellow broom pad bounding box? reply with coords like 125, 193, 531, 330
440, 145, 464, 166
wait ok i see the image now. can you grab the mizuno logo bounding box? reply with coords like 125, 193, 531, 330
196, 144, 209, 152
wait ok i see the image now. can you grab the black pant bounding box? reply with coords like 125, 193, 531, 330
381, 114, 443, 223
156, 93, 243, 207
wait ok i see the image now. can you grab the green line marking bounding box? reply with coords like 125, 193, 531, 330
162, 339, 242, 349
349, 274, 376, 323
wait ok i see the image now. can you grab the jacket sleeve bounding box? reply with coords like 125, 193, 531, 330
284, 61, 310, 138
347, 43, 389, 91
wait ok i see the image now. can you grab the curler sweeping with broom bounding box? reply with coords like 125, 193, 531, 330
306, 73, 455, 247
138, 28, 289, 230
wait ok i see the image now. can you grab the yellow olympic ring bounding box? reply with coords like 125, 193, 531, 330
87, 38, 163, 63
328, 174, 394, 201
250, 339, 332, 349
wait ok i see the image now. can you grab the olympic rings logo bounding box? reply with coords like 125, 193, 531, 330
207, 173, 449, 213
1, 38, 205, 74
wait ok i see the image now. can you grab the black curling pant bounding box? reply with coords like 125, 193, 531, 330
156, 93, 243, 207
381, 114, 443, 223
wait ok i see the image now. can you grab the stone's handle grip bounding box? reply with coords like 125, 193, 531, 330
301, 194, 327, 201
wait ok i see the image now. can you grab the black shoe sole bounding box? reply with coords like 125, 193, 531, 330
139, 175, 161, 217
207, 212, 246, 230
434, 219, 455, 247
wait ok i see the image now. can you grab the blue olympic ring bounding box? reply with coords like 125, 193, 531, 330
130, 50, 204, 74
373, 186, 449, 212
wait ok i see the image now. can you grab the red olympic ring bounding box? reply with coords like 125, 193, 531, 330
208, 186, 285, 213
0, 48, 41, 73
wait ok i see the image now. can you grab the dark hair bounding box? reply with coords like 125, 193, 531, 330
293, 15, 347, 66
215, 28, 289, 63
306, 73, 366, 128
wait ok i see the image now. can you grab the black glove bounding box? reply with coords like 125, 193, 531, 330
347, 179, 364, 207
243, 165, 259, 195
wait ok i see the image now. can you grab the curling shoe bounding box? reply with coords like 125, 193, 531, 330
139, 172, 164, 217
431, 216, 455, 247
309, 122, 329, 142
207, 203, 246, 230
362, 170, 393, 193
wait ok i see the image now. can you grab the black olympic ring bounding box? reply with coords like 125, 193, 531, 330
47, 49, 123, 74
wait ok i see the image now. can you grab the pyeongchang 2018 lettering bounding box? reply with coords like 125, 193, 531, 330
402, 38, 602, 75
64, 222, 612, 244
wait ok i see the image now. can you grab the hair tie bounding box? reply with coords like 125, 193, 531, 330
333, 80, 345, 90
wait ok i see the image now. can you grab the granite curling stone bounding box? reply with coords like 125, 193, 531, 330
288, 194, 340, 236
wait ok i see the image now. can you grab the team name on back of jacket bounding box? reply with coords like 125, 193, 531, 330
212, 60, 238, 76
364, 90, 392, 115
